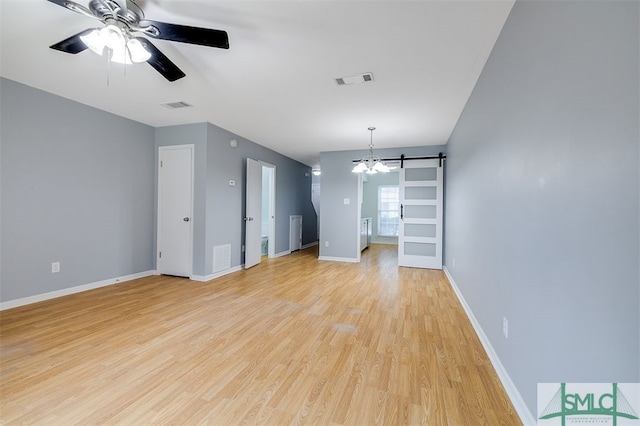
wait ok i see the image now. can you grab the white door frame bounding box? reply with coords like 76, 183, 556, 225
245, 158, 263, 269
261, 162, 276, 258
157, 144, 194, 277
357, 172, 363, 261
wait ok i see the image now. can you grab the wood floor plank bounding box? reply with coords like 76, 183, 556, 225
0, 245, 521, 425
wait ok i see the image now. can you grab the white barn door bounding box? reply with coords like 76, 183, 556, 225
398, 159, 443, 269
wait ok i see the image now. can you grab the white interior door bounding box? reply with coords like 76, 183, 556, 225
398, 159, 443, 269
245, 158, 262, 269
290, 215, 302, 252
157, 145, 194, 277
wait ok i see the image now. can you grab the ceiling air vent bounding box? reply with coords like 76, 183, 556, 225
162, 101, 193, 109
334, 72, 374, 86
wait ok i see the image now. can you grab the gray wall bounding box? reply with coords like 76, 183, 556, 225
156, 122, 317, 276
2, 78, 316, 302
444, 0, 639, 417
1, 78, 156, 302
155, 123, 208, 275
205, 123, 317, 271
320, 145, 446, 260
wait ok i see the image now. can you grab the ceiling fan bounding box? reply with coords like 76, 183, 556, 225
46, 0, 229, 81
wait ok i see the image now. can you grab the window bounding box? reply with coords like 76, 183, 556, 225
378, 185, 399, 237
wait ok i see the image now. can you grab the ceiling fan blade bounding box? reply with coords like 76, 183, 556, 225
139, 20, 229, 49
45, 0, 70, 7
50, 29, 93, 54
45, 0, 98, 20
136, 38, 186, 82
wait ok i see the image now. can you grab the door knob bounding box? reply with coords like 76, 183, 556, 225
183, 217, 190, 222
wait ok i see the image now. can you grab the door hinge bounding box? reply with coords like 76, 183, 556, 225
160, 160, 163, 167
159, 251, 162, 258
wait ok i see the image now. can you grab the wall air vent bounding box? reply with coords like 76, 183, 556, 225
334, 72, 374, 86
161, 101, 193, 109
213, 244, 231, 273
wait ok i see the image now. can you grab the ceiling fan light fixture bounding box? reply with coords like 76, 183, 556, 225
48, 0, 230, 81
79, 29, 105, 55
126, 38, 151, 63
80, 24, 151, 65
110, 44, 131, 64
101, 24, 126, 50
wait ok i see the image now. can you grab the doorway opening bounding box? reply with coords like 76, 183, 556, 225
245, 159, 276, 269
359, 171, 400, 249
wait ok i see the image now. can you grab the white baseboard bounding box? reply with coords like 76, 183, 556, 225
302, 241, 319, 250
318, 256, 359, 263
273, 250, 291, 258
442, 267, 535, 426
0, 270, 156, 311
191, 265, 243, 282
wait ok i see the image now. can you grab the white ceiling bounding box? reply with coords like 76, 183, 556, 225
0, 0, 514, 167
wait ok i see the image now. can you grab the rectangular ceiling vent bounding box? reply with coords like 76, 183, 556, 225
161, 101, 193, 109
335, 72, 374, 86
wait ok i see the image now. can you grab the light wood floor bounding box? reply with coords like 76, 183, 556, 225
0, 245, 521, 425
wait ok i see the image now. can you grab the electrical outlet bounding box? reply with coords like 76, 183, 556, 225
503, 317, 509, 339
325, 241, 329, 247
51, 262, 60, 273
452, 257, 456, 267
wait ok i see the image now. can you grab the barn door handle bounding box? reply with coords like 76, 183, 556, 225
400, 204, 403, 220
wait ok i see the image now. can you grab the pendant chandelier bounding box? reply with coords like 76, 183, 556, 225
352, 127, 391, 174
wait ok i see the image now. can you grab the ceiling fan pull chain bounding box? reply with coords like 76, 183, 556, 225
106, 50, 111, 87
